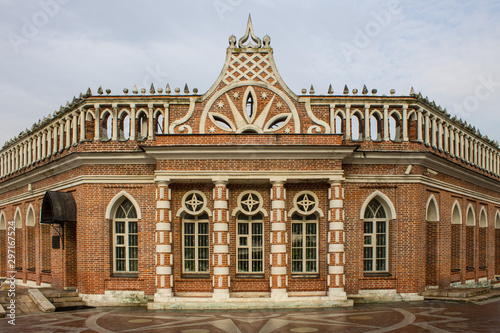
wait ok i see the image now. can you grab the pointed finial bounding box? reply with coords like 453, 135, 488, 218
362, 85, 368, 95
150, 83, 156, 94
97, 85, 103, 95
328, 84, 333, 95
184, 83, 190, 94
343, 85, 349, 95
238, 14, 262, 48
410, 86, 415, 95
309, 84, 315, 95
132, 84, 138, 95
86, 87, 92, 97
79, 92, 83, 99
165, 83, 171, 95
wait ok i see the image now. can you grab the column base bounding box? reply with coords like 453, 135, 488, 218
212, 289, 230, 300
327, 287, 347, 300
271, 288, 288, 300
154, 289, 173, 303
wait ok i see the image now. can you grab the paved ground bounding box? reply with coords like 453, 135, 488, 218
1, 298, 500, 332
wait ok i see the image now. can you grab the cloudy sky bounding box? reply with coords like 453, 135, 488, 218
1, 0, 499, 147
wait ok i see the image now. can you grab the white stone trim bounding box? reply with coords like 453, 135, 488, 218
271, 222, 286, 231
329, 222, 344, 231
271, 244, 286, 253
156, 245, 171, 253
105, 191, 142, 219
213, 245, 229, 253
213, 222, 228, 231
156, 201, 170, 210
329, 266, 344, 274
213, 267, 229, 275
156, 222, 171, 231
329, 244, 344, 253
156, 266, 171, 275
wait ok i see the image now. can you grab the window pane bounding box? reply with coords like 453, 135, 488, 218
199, 260, 209, 272
116, 260, 125, 271
292, 236, 302, 248
306, 223, 316, 235
364, 247, 373, 259
238, 260, 249, 272
116, 247, 125, 259
129, 260, 138, 272
252, 248, 262, 260
185, 235, 194, 247
185, 260, 195, 272
239, 237, 247, 246
115, 221, 125, 234
364, 221, 373, 234
376, 234, 386, 246
129, 221, 137, 234
185, 248, 195, 260
292, 223, 302, 235
376, 259, 386, 271
364, 236, 372, 245
364, 260, 373, 271
252, 235, 262, 248
129, 235, 138, 247
306, 261, 316, 272
199, 235, 209, 247
129, 247, 138, 259
238, 223, 248, 235
376, 221, 386, 234
292, 261, 302, 272
252, 260, 262, 272
238, 248, 249, 260
184, 223, 194, 234
306, 248, 316, 260
117, 235, 124, 245
306, 235, 316, 248
376, 246, 386, 259
198, 247, 209, 260
252, 222, 262, 234
292, 248, 302, 260
198, 223, 208, 235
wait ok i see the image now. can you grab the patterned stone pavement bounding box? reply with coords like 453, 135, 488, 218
1, 298, 499, 332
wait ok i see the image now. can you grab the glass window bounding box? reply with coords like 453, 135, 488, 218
183, 213, 209, 273
363, 199, 388, 272
291, 213, 318, 274
113, 199, 138, 273
237, 213, 263, 273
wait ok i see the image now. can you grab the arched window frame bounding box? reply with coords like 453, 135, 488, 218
495, 211, 500, 229
370, 110, 383, 141
466, 204, 476, 226
426, 195, 439, 222
100, 109, 113, 141
112, 197, 139, 274
361, 191, 395, 274
177, 190, 211, 274
136, 109, 149, 140
479, 207, 487, 228
288, 191, 322, 275
451, 201, 462, 224
118, 109, 131, 141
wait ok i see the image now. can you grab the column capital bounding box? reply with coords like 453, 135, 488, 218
156, 179, 170, 186
212, 177, 229, 185
270, 177, 286, 184
328, 177, 344, 185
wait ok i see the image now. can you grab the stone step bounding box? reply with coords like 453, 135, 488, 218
46, 296, 83, 303
52, 301, 87, 308
422, 287, 488, 298
41, 290, 79, 298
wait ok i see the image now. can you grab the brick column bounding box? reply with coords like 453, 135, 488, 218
327, 179, 347, 299
154, 180, 173, 301
270, 179, 288, 299
212, 179, 230, 299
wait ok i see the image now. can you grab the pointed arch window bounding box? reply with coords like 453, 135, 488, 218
113, 199, 138, 273
363, 199, 388, 272
246, 95, 254, 119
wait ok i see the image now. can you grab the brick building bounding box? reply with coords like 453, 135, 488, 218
1, 18, 500, 308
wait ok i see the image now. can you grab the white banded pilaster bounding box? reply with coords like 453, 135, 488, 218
154, 180, 173, 300
212, 179, 229, 299
327, 179, 347, 299
270, 179, 288, 299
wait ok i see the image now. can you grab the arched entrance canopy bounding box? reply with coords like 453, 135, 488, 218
40, 191, 77, 224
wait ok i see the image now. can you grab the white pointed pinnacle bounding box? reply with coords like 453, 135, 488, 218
238, 14, 262, 48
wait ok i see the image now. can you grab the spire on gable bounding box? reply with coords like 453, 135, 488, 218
202, 15, 297, 101
238, 15, 262, 48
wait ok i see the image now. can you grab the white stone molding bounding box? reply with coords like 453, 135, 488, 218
231, 190, 268, 217
425, 194, 440, 222
169, 98, 196, 134
303, 99, 330, 133
287, 191, 324, 218
359, 190, 396, 220
176, 190, 211, 217
105, 191, 142, 220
